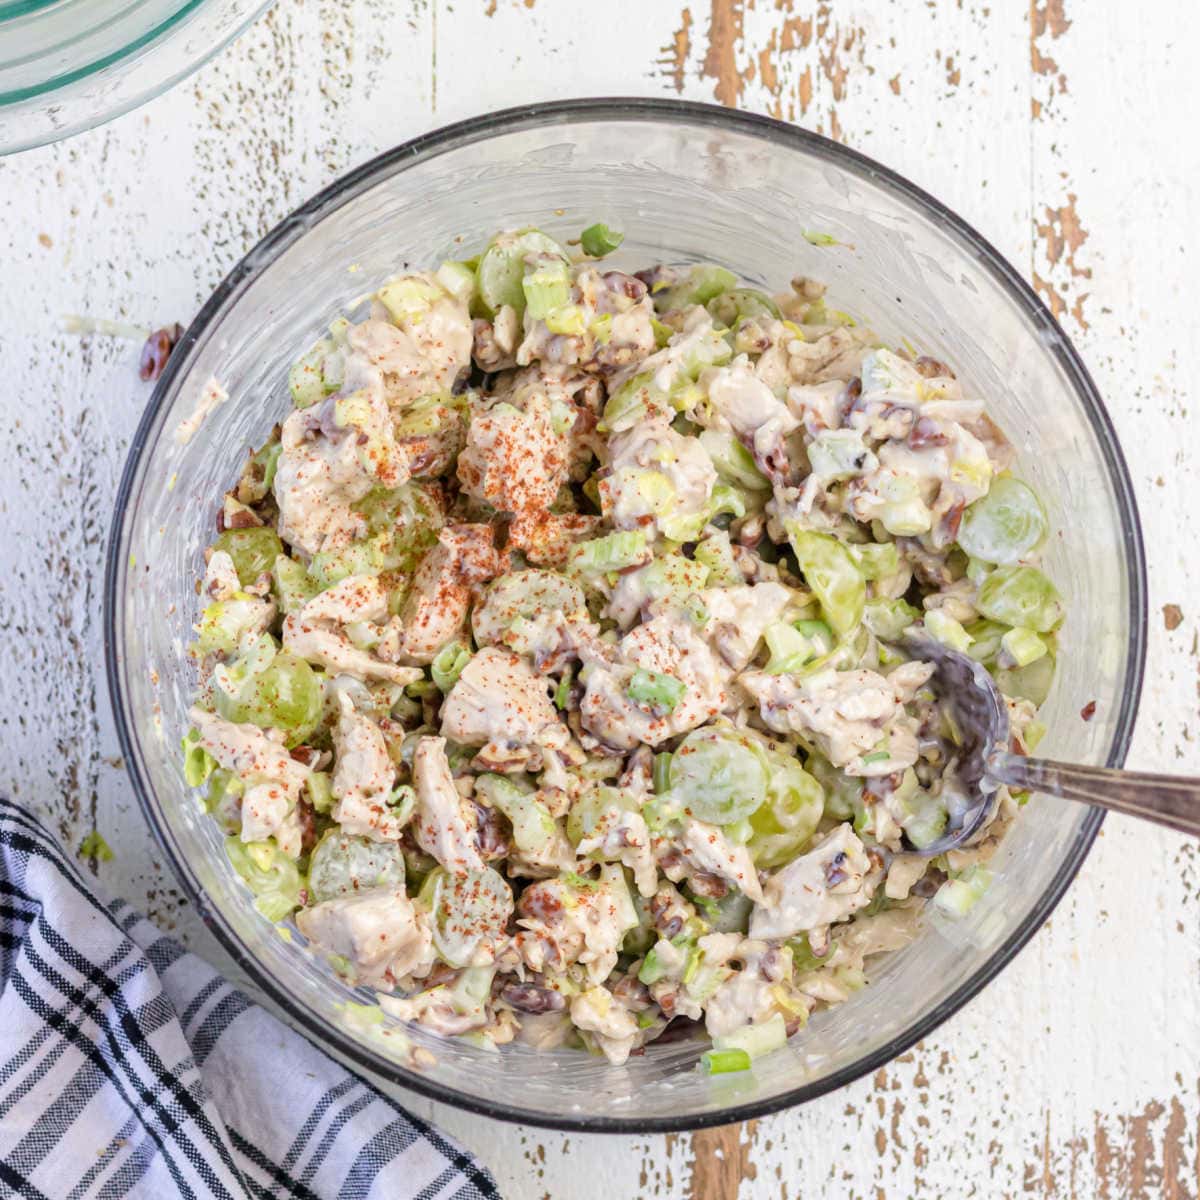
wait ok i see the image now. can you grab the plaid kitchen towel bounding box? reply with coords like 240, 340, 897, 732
0, 799, 499, 1200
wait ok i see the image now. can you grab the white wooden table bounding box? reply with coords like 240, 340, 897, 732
2, 2, 1197, 1195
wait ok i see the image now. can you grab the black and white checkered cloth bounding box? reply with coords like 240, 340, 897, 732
0, 799, 499, 1200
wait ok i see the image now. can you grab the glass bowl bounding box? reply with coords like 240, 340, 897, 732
104, 98, 1146, 1132
0, 0, 273, 155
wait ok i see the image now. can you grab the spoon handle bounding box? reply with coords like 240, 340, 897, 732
990, 752, 1200, 837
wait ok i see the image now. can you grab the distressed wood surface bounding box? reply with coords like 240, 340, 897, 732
1, 1, 1198, 1195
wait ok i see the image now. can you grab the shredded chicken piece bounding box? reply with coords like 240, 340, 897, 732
412, 736, 486, 875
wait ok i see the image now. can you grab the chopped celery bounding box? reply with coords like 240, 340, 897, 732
627, 668, 687, 714
477, 774, 561, 861
638, 945, 669, 986
435, 260, 476, 302
431, 641, 472, 692
544, 304, 586, 336
976, 565, 1064, 633
554, 666, 574, 710
712, 1012, 787, 1060
599, 371, 666, 433
226, 837, 303, 922
807, 429, 877, 482
652, 752, 673, 795
650, 317, 674, 348
567, 530, 650, 576
925, 609, 973, 652
846, 541, 899, 581
589, 313, 613, 344
763, 621, 815, 674
181, 729, 217, 788
1001, 627, 1047, 668
932, 866, 993, 918
306, 771, 334, 814
793, 619, 835, 657
377, 276, 444, 325
802, 229, 838, 246
695, 530, 741, 588
787, 528, 866, 636
214, 527, 284, 588
701, 1048, 751, 1074
698, 429, 770, 491
288, 339, 336, 408
579, 222, 624, 257
957, 477, 1047, 566
863, 598, 922, 640
522, 258, 571, 321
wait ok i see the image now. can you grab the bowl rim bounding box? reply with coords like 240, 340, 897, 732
104, 96, 1148, 1134
0, 0, 276, 155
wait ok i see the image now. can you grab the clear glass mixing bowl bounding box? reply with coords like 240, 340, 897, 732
104, 99, 1146, 1132
0, 0, 273, 155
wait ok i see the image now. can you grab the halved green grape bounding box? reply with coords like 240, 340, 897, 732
194, 598, 271, 657
226, 837, 304, 922
308, 832, 406, 903
807, 753, 864, 822
214, 527, 284, 588
652, 264, 738, 314
427, 866, 514, 969
476, 229, 569, 316
214, 649, 323, 747
787, 528, 866, 636
273, 555, 320, 615
706, 288, 781, 329
957, 477, 1047, 565
669, 727, 770, 826
747, 755, 824, 868
565, 784, 641, 847
473, 569, 586, 649
579, 222, 624, 257
976, 565, 1064, 633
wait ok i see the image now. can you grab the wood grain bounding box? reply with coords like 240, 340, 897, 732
1, 0, 1197, 1195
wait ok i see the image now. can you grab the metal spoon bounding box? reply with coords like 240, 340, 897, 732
902, 633, 1200, 855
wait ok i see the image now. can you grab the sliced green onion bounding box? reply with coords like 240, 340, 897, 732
701, 1048, 751, 1074
579, 222, 624, 257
